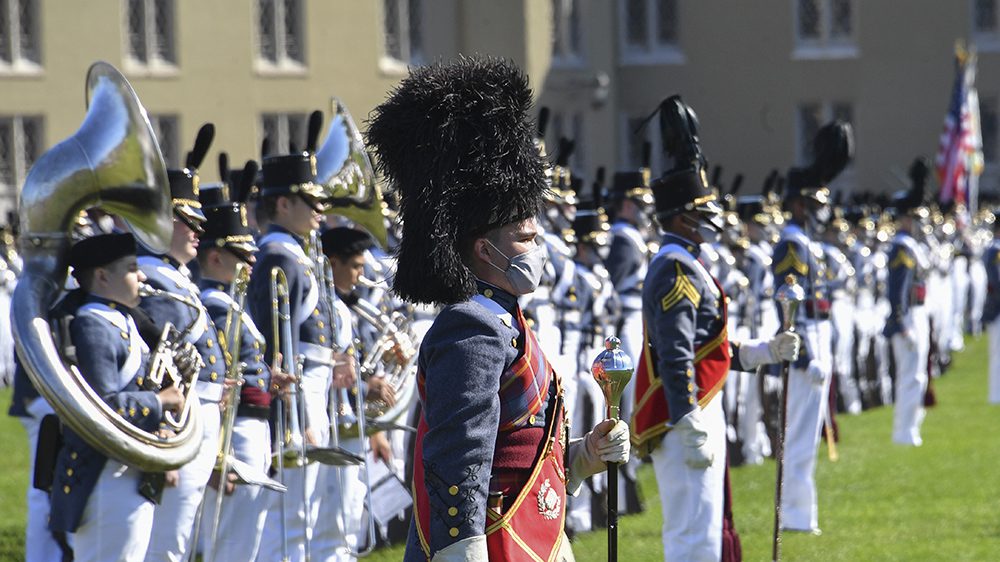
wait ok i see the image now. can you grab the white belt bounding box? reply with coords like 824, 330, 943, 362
620, 295, 643, 311
196, 380, 224, 403
562, 310, 582, 325
533, 287, 552, 301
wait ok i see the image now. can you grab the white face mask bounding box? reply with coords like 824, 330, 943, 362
485, 239, 549, 295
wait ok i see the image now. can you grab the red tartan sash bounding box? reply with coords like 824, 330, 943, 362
413, 308, 566, 560
631, 278, 731, 456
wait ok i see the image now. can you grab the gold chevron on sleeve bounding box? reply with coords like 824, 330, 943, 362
775, 245, 808, 276
661, 262, 701, 311
889, 248, 915, 269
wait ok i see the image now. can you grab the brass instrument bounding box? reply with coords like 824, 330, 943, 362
349, 297, 417, 426
315, 97, 389, 249
12, 61, 201, 472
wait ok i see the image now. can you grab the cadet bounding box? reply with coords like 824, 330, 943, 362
249, 114, 354, 562
367, 56, 629, 561
630, 95, 799, 561
772, 121, 853, 534
883, 158, 932, 446
138, 125, 230, 561
50, 233, 186, 562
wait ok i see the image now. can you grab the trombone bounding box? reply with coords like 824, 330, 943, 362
271, 266, 311, 562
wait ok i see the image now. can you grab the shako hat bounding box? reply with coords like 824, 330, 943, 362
572, 168, 610, 246
365, 56, 548, 305
69, 232, 136, 272
610, 141, 654, 206
199, 153, 259, 263
648, 95, 723, 225
891, 157, 931, 219
260, 110, 326, 210
169, 123, 215, 231
784, 120, 854, 204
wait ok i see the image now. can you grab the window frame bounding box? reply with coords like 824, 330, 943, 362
792, 0, 860, 60
0, 0, 43, 75
0, 114, 44, 218
618, 0, 684, 66
260, 112, 309, 156
380, 0, 424, 75
255, 0, 308, 76
122, 0, 179, 77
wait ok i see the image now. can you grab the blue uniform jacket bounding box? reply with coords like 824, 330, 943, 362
983, 240, 1000, 324
605, 220, 647, 311
404, 281, 557, 559
883, 231, 927, 338
772, 222, 827, 367
247, 225, 336, 370
137, 253, 226, 401
199, 279, 272, 413
49, 296, 163, 533
643, 234, 753, 425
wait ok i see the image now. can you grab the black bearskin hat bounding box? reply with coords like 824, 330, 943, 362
366, 56, 548, 305
785, 121, 854, 204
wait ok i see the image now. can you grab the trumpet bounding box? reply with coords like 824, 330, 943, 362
137, 283, 206, 430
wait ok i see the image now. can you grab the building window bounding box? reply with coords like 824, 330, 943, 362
149, 114, 180, 168
257, 0, 305, 72
383, 0, 423, 68
551, 0, 582, 66
0, 115, 42, 218
980, 94, 998, 164
261, 112, 308, 155
796, 101, 855, 188
620, 0, 682, 64
973, 0, 1000, 50
0, 0, 41, 73
124, 0, 176, 72
793, 0, 858, 59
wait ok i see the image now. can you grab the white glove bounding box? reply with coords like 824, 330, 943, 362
432, 535, 488, 562
566, 419, 631, 494
738, 331, 802, 370
806, 359, 827, 386
673, 410, 713, 469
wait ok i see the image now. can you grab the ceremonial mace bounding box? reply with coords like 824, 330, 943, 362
772, 275, 805, 562
591, 336, 634, 562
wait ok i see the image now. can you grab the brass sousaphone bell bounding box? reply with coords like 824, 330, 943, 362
315, 97, 389, 249
12, 62, 202, 472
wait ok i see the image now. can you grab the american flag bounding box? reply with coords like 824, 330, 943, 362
935, 47, 980, 207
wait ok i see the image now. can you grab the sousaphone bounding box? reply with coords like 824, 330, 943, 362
12, 62, 202, 472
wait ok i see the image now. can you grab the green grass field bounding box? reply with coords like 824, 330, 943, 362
2, 335, 998, 560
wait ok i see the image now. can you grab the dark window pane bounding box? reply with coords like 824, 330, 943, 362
0, 0, 11, 64
830, 0, 852, 39
657, 0, 677, 45
976, 0, 997, 33
0, 119, 13, 188
625, 0, 647, 48
408, 0, 422, 61
283, 0, 302, 62
258, 0, 277, 62
128, 0, 148, 63
16, 0, 38, 63
152, 0, 174, 63
384, 0, 401, 61
798, 0, 820, 39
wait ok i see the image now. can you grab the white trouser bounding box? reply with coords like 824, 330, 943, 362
990, 318, 1000, 404
199, 417, 272, 562
616, 307, 644, 494
892, 307, 930, 446
781, 320, 832, 532
969, 261, 988, 336
313, 437, 367, 561
22, 398, 64, 562
74, 461, 155, 562
651, 396, 726, 562
951, 259, 969, 352
831, 296, 861, 414
258, 366, 330, 562
145, 399, 222, 562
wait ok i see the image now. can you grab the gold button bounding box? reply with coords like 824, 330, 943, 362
688, 397, 696, 405
120, 331, 128, 339
258, 379, 265, 387
318, 321, 325, 329
117, 408, 125, 415
313, 308, 320, 317
142, 407, 150, 416
254, 342, 260, 349
687, 382, 694, 392
66, 468, 73, 476
70, 452, 78, 460
137, 377, 144, 386
448, 507, 458, 516
63, 485, 70, 494
686, 369, 693, 377
511, 338, 517, 347
448, 485, 459, 496
109, 302, 117, 309
207, 339, 214, 348
129, 407, 136, 417
569, 294, 577, 302
319, 335, 327, 343
483, 289, 493, 298
211, 373, 218, 381
529, 415, 536, 424
209, 355, 217, 365
449, 527, 459, 538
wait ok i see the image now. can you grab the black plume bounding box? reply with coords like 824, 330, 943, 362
762, 169, 778, 196
811, 121, 854, 185
289, 142, 298, 154
658, 94, 703, 171
909, 156, 930, 205
711, 165, 723, 188
186, 123, 215, 170
538, 107, 550, 138
555, 137, 575, 167
306, 110, 323, 153
642, 142, 652, 169
593, 166, 606, 208
218, 152, 230, 184
730, 173, 743, 195
260, 137, 271, 158
235, 160, 259, 203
